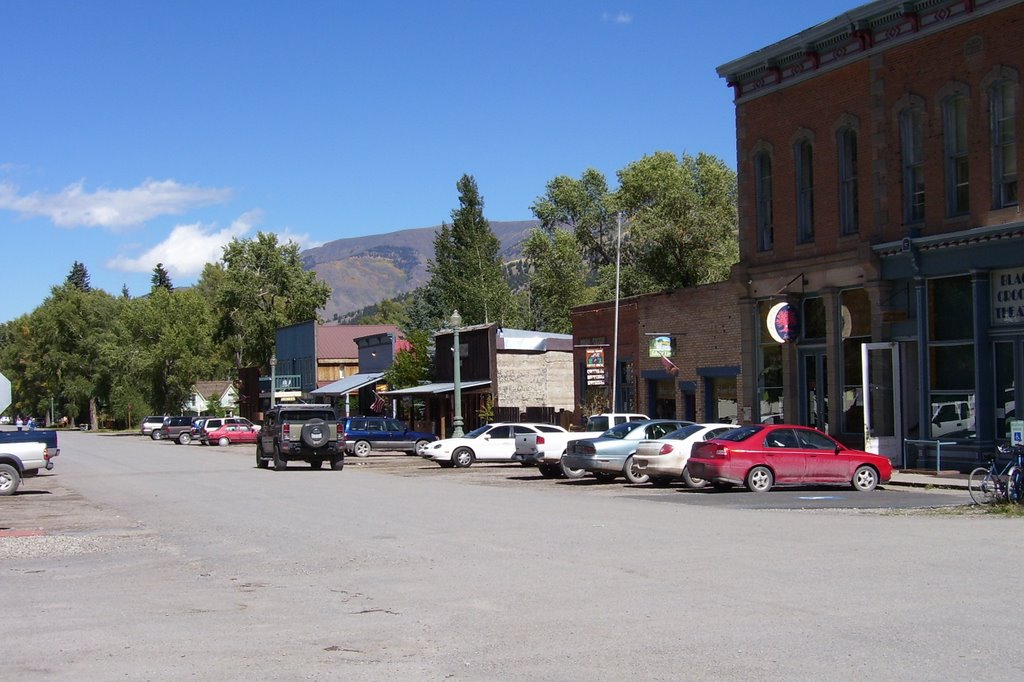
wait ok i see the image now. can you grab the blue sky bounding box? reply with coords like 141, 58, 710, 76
0, 0, 858, 322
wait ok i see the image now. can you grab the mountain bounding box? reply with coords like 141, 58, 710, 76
301, 220, 541, 322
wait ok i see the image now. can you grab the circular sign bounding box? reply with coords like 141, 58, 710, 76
767, 302, 799, 344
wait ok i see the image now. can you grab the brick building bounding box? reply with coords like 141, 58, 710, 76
572, 281, 743, 424
720, 0, 1022, 468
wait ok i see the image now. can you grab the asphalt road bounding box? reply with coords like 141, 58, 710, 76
3, 431, 1021, 681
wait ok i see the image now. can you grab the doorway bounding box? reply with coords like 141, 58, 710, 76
799, 349, 828, 431
995, 337, 1024, 441
861, 342, 903, 463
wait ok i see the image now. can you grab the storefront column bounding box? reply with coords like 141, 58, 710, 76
972, 270, 994, 449
915, 277, 931, 443
738, 296, 759, 421
821, 287, 841, 437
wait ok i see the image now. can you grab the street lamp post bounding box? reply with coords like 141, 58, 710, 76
450, 310, 464, 438
270, 353, 277, 409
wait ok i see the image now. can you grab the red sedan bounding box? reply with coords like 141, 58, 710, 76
206, 424, 259, 447
687, 424, 893, 493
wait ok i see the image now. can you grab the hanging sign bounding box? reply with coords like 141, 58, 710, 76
766, 302, 799, 343
648, 335, 673, 358
585, 348, 605, 368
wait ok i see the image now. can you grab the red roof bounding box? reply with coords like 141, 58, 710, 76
316, 324, 402, 359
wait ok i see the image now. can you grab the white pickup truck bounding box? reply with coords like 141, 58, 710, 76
513, 413, 648, 478
0, 430, 60, 496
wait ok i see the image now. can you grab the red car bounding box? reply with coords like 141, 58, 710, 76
206, 424, 259, 447
687, 424, 893, 493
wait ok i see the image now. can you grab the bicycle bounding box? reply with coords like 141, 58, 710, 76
968, 454, 1012, 505
1001, 443, 1024, 504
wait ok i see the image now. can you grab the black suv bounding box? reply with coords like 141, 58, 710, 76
152, 416, 197, 444
257, 405, 344, 471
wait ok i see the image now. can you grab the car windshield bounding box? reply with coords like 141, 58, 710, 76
664, 424, 704, 440
603, 422, 640, 439
463, 425, 493, 439
716, 425, 764, 442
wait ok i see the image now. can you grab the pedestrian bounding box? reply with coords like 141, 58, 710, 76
16, 416, 23, 431
28, 417, 36, 431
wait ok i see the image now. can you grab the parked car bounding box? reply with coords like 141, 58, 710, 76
341, 417, 437, 457
422, 423, 568, 468
584, 413, 649, 432
561, 420, 691, 484
140, 415, 168, 436
257, 404, 344, 471
687, 423, 894, 493
206, 424, 260, 446
153, 416, 197, 443
512, 418, 648, 478
634, 423, 737, 487
199, 417, 261, 444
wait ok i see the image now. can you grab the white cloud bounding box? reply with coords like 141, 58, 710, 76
107, 212, 258, 277
106, 213, 324, 278
601, 11, 633, 24
0, 178, 232, 229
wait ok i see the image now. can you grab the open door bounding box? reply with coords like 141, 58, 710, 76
861, 342, 902, 465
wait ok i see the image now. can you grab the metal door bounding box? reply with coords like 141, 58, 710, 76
861, 342, 902, 463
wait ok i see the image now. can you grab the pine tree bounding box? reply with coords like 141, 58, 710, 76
66, 261, 92, 292
151, 263, 174, 292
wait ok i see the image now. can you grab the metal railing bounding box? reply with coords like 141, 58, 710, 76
904, 439, 956, 474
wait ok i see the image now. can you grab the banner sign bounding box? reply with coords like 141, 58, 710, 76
585, 348, 605, 368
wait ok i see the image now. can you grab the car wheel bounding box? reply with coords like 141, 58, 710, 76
354, 440, 372, 458
623, 456, 649, 484
594, 472, 617, 483
256, 443, 268, 469
272, 446, 287, 471
746, 466, 773, 492
178, 432, 192, 445
560, 458, 586, 479
851, 465, 879, 492
650, 476, 673, 487
151, 430, 163, 440
537, 463, 561, 478
452, 447, 474, 468
682, 465, 708, 489
0, 463, 21, 496
330, 456, 344, 471
413, 440, 430, 456
218, 437, 230, 447
310, 459, 323, 470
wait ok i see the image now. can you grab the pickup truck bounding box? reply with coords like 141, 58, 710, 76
0, 429, 60, 496
513, 413, 648, 478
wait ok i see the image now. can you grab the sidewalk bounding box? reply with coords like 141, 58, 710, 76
888, 469, 969, 490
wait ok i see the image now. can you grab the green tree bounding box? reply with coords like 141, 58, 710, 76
530, 168, 619, 267
613, 151, 738, 293
383, 328, 431, 390
425, 174, 516, 327
65, 261, 92, 292
151, 262, 174, 292
521, 228, 591, 333
216, 231, 331, 371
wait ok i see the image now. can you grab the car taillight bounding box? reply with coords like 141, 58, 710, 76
338, 422, 345, 444
659, 443, 674, 455
715, 446, 730, 459
283, 423, 291, 440
536, 435, 545, 445
580, 443, 595, 455
43, 447, 50, 461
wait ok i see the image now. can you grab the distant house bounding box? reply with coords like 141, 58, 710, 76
185, 380, 238, 415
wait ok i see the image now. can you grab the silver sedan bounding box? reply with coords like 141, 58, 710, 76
562, 420, 691, 484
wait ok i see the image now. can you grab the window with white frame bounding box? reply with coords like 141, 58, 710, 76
900, 107, 926, 223
795, 139, 814, 243
991, 80, 1018, 208
837, 127, 859, 235
754, 151, 773, 251
943, 95, 969, 216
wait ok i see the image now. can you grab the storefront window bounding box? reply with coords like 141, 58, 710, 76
803, 297, 826, 341
710, 376, 739, 424
758, 301, 784, 422
928, 276, 975, 439
841, 289, 871, 435
994, 341, 1016, 440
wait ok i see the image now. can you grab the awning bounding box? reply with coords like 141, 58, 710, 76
310, 372, 385, 396
383, 380, 490, 396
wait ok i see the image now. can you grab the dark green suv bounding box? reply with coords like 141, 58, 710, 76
257, 405, 344, 471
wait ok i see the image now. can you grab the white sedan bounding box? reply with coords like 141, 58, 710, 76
634, 423, 736, 487
423, 423, 567, 468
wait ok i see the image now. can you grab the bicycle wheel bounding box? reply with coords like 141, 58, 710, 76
1007, 466, 1024, 504
968, 467, 1000, 505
